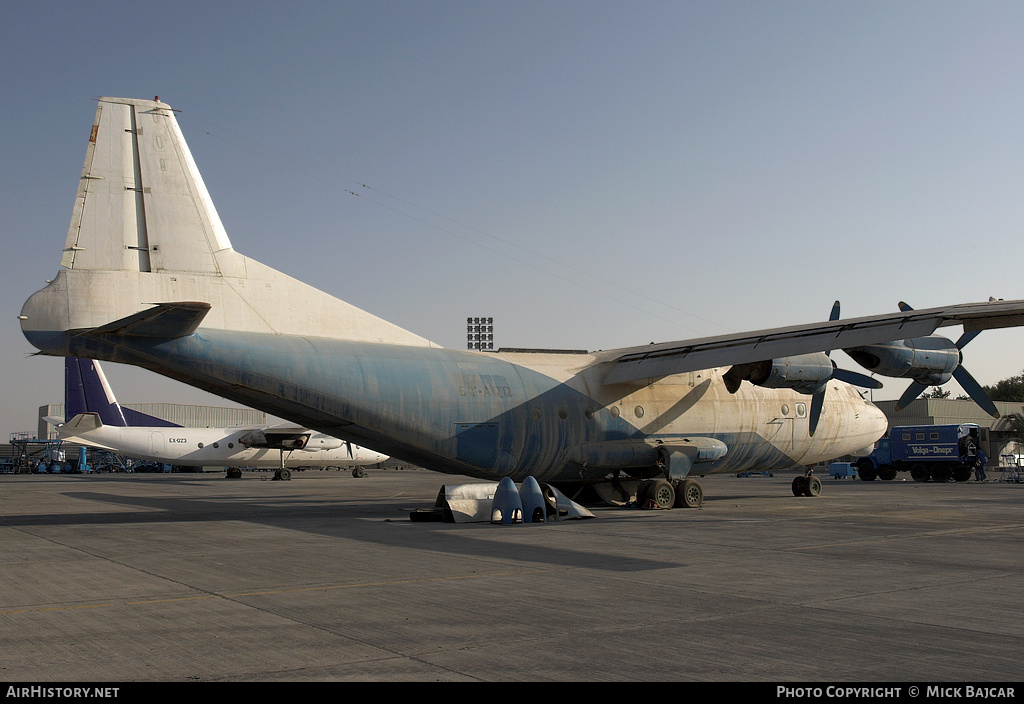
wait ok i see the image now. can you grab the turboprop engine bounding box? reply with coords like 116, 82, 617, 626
841, 300, 998, 417
723, 352, 836, 395
723, 323, 882, 437
844, 336, 959, 387
238, 429, 310, 449
308, 434, 345, 450
845, 332, 998, 416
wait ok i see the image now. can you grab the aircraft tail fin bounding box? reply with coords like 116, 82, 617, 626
61, 98, 232, 275
65, 357, 180, 427
22, 97, 436, 350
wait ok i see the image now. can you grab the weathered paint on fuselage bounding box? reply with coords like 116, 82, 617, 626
26, 327, 887, 482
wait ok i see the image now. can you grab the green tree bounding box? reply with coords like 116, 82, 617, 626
923, 387, 951, 399
982, 369, 1024, 402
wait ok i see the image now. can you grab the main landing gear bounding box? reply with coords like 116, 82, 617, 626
792, 469, 822, 497
635, 477, 704, 509
273, 449, 291, 481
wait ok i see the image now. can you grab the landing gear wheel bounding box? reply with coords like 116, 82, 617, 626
648, 479, 676, 509
674, 479, 703, 508
226, 467, 242, 479
803, 475, 822, 497
792, 476, 808, 496
352, 467, 366, 478
274, 468, 292, 481
635, 481, 651, 506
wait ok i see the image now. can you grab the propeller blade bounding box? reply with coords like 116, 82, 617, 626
955, 330, 981, 348
895, 381, 929, 411
953, 366, 1000, 418
832, 368, 884, 389
808, 385, 825, 437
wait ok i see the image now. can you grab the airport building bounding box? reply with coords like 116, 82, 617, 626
873, 397, 1024, 432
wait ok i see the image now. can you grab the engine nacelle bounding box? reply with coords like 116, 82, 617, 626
723, 352, 834, 395
309, 434, 344, 450
238, 429, 310, 449
844, 336, 959, 385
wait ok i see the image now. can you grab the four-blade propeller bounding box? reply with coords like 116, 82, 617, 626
892, 302, 998, 417
808, 301, 883, 436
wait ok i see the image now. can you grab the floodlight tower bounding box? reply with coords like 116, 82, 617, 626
467, 317, 494, 351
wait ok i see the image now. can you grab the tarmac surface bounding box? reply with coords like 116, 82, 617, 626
0, 467, 1022, 683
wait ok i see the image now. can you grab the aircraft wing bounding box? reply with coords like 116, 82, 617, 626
598, 299, 1024, 386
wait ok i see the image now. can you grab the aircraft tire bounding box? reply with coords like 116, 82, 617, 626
792, 476, 808, 496
649, 479, 675, 509
674, 479, 703, 508
226, 467, 243, 479
803, 475, 822, 497
352, 467, 366, 478
635, 480, 652, 507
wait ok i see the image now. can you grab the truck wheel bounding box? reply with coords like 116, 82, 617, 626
856, 459, 877, 481
910, 464, 930, 482
930, 465, 952, 483
879, 469, 898, 481
959, 436, 977, 456
952, 466, 972, 482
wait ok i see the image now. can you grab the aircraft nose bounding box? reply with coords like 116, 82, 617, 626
857, 400, 889, 451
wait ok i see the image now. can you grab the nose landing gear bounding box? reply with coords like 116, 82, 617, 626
792, 469, 822, 497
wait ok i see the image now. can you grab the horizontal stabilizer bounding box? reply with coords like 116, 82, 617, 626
85, 302, 211, 339
61, 412, 104, 434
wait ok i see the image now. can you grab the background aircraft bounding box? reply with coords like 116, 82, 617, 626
20, 97, 1024, 507
56, 357, 389, 478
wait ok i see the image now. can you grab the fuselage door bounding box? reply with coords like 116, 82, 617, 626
150, 432, 164, 456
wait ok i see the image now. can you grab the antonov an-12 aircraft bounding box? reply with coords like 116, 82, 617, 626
56, 357, 388, 478
19, 97, 1024, 508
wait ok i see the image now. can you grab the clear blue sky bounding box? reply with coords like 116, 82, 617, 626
2, 1, 1023, 435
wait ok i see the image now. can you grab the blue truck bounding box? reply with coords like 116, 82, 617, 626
854, 423, 981, 483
